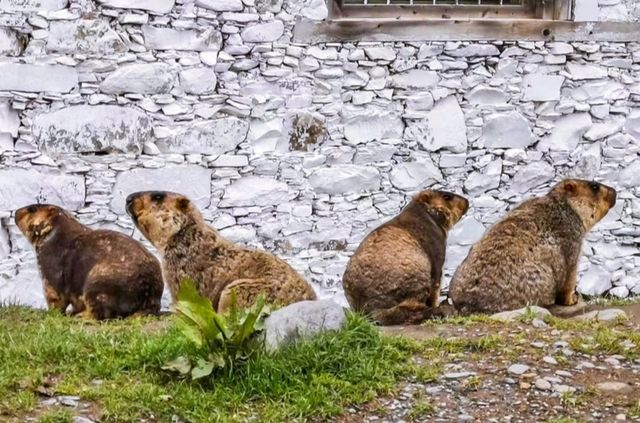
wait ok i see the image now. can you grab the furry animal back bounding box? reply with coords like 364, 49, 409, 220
15, 204, 163, 319
342, 189, 469, 325
449, 179, 616, 315
126, 191, 317, 311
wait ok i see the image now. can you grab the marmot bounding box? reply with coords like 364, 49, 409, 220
15, 204, 163, 319
342, 189, 469, 325
449, 179, 617, 315
125, 191, 317, 311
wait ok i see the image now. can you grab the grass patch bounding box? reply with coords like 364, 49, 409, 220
586, 296, 640, 307
568, 326, 640, 360
0, 306, 420, 422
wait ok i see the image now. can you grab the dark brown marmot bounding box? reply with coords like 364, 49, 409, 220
342, 189, 469, 325
449, 179, 617, 315
125, 191, 317, 311
15, 204, 163, 319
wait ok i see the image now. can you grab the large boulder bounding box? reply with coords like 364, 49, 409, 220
0, 169, 85, 211
481, 112, 533, 149
48, 20, 126, 55
219, 176, 289, 207
142, 26, 222, 51
309, 165, 380, 195
158, 117, 248, 155
404, 96, 467, 153
0, 0, 67, 10
100, 63, 174, 95
0, 64, 77, 93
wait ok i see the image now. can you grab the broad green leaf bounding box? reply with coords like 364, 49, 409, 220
191, 358, 215, 380
209, 352, 226, 369
232, 293, 266, 344
175, 279, 221, 343
161, 356, 191, 375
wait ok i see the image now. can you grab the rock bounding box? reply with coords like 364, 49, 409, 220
626, 111, 640, 141
48, 20, 126, 55
343, 110, 403, 144
443, 371, 476, 379
571, 81, 628, 102
72, 417, 95, 423
142, 26, 222, 51
96, 0, 174, 13
179, 68, 217, 95
364, 47, 396, 61
534, 378, 552, 391
577, 266, 612, 296
160, 117, 249, 155
574, 0, 599, 21
567, 63, 608, 80
574, 309, 627, 322
522, 75, 564, 101
391, 69, 439, 90
247, 118, 285, 154
390, 161, 442, 190
219, 176, 289, 207
449, 44, 500, 57
609, 286, 629, 298
538, 113, 592, 152
0, 169, 85, 212
195, 0, 242, 11
301, 0, 328, 20
241, 21, 284, 43
0, 28, 24, 56
309, 165, 380, 195
33, 105, 152, 154
481, 112, 533, 149
0, 63, 77, 93
490, 306, 551, 322
509, 162, 554, 193
448, 216, 485, 246
0, 0, 67, 10
507, 364, 530, 376
464, 159, 502, 194
406, 93, 434, 111
0, 101, 19, 150
584, 122, 622, 141
465, 86, 509, 106
619, 161, 640, 189
100, 63, 174, 95
405, 96, 467, 153
554, 385, 575, 394
263, 299, 346, 352
595, 381, 633, 394
111, 166, 211, 213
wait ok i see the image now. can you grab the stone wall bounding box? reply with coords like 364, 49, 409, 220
1, 0, 639, 307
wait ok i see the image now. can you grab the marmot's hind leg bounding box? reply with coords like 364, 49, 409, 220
217, 278, 279, 313
370, 299, 429, 326
557, 267, 579, 306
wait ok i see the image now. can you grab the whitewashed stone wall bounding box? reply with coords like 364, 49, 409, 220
1, 0, 640, 307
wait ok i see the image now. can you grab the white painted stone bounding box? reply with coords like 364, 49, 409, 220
510, 162, 554, 193
618, 161, 640, 188
577, 266, 613, 296
0, 28, 23, 56
97, 0, 174, 13
220, 176, 289, 207
0, 169, 85, 211
0, 63, 77, 93
0, 220, 9, 260
241, 21, 284, 43
465, 86, 508, 106
179, 67, 217, 95
301, 0, 328, 20
464, 159, 502, 194
625, 111, 640, 140
571, 81, 627, 101
48, 20, 126, 55
406, 93, 434, 111
391, 69, 439, 90
247, 118, 285, 154
0, 102, 19, 144
309, 165, 380, 195
522, 75, 564, 101
364, 46, 396, 61
448, 215, 485, 246
609, 286, 629, 298
343, 110, 403, 144
390, 161, 442, 190
575, 0, 599, 21
33, 105, 152, 154
111, 166, 212, 213
159, 117, 249, 155
481, 112, 533, 149
584, 122, 622, 141
0, 0, 67, 10
405, 96, 467, 153
195, 0, 242, 11
449, 44, 500, 57
142, 26, 222, 51
539, 113, 592, 152
100, 63, 174, 95
567, 63, 608, 80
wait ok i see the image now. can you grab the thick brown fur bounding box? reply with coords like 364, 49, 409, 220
15, 204, 163, 319
342, 190, 469, 325
449, 179, 617, 315
126, 191, 317, 312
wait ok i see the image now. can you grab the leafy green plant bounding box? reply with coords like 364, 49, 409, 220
162, 279, 269, 380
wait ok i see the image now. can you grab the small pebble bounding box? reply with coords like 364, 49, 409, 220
534, 379, 552, 391
543, 356, 558, 365
507, 364, 530, 376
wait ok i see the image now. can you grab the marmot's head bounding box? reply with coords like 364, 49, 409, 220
411, 189, 469, 230
15, 204, 71, 248
126, 191, 201, 252
550, 179, 617, 230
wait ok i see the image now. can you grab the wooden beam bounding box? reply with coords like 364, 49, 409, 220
293, 18, 640, 44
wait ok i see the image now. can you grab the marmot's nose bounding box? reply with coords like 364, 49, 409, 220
609, 189, 617, 207
125, 194, 135, 216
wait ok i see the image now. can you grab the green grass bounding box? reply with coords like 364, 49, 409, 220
0, 306, 419, 423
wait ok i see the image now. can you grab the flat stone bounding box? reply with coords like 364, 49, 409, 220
522, 75, 564, 101
575, 0, 599, 21
534, 378, 552, 391
465, 86, 509, 106
0, 101, 19, 143
464, 160, 502, 194
574, 309, 627, 322
405, 96, 467, 153
219, 176, 289, 207
48, 20, 126, 55
309, 165, 380, 195
343, 109, 403, 144
33, 105, 152, 154
490, 306, 551, 322
538, 113, 592, 152
179, 67, 217, 95
96, 0, 174, 13
364, 46, 396, 61
0, 63, 77, 93
443, 371, 477, 379
571, 81, 628, 102
195, 0, 242, 11
448, 215, 485, 246
481, 112, 533, 149
142, 26, 222, 51
449, 44, 500, 57
567, 63, 608, 80
584, 122, 622, 141
301, 0, 328, 20
247, 118, 285, 154
390, 161, 443, 190
509, 162, 554, 193
241, 21, 284, 43
111, 166, 212, 214
595, 381, 633, 394
507, 364, 530, 376
577, 266, 612, 296
100, 63, 174, 95
0, 0, 67, 10
159, 117, 248, 155
264, 300, 345, 352
391, 69, 439, 90
626, 111, 640, 141
0, 28, 24, 56
0, 169, 85, 212
619, 161, 640, 188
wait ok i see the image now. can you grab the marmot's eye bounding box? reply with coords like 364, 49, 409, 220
442, 193, 453, 201
151, 193, 165, 203
590, 183, 600, 193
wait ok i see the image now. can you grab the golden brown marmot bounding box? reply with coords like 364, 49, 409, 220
449, 179, 617, 315
342, 189, 469, 325
125, 191, 317, 311
15, 204, 163, 319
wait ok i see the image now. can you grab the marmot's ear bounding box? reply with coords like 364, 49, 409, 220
563, 180, 577, 195
176, 197, 190, 212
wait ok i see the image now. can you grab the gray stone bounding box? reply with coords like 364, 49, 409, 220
405, 96, 467, 153
522, 75, 564, 101
309, 165, 380, 195
490, 306, 551, 322
577, 266, 612, 296
595, 381, 633, 393
390, 161, 443, 190
481, 112, 533, 149
510, 162, 554, 193
626, 111, 640, 141
219, 176, 289, 207
449, 44, 500, 57
584, 122, 622, 141
0, 169, 85, 212
0, 0, 67, 10
263, 299, 346, 352
364, 46, 396, 61
112, 167, 210, 215
241, 21, 284, 43
507, 363, 530, 376
0, 63, 77, 93
179, 68, 217, 95
539, 113, 592, 152
571, 81, 627, 102
465, 86, 509, 106
33, 105, 152, 154
195, 0, 242, 11
142, 26, 222, 51
619, 161, 640, 189
534, 379, 552, 391
575, 309, 627, 322
100, 63, 174, 95
464, 160, 502, 194
160, 117, 249, 155
448, 215, 485, 246
48, 20, 126, 55
343, 110, 403, 144
97, 0, 174, 13
567, 63, 608, 80
391, 69, 439, 90
0, 28, 24, 56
